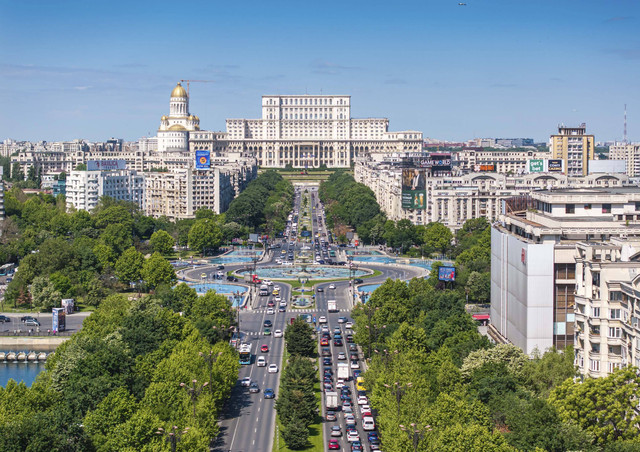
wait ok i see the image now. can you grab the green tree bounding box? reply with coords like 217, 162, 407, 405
284, 318, 316, 357
465, 271, 490, 304
149, 230, 174, 255
115, 247, 145, 286
281, 418, 309, 450
141, 252, 176, 289
83, 387, 138, 450
188, 219, 223, 256
30, 275, 61, 311
422, 222, 453, 255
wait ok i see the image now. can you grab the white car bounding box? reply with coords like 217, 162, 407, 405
347, 431, 359, 442
268, 364, 279, 373
266, 307, 275, 315
264, 280, 273, 286
240, 377, 252, 387
318, 316, 327, 324
350, 361, 360, 369
279, 301, 287, 307
274, 329, 283, 338
329, 283, 336, 289
357, 395, 368, 405
345, 322, 353, 329
345, 413, 356, 424
257, 356, 267, 367
274, 285, 281, 292
274, 296, 282, 302
336, 379, 345, 389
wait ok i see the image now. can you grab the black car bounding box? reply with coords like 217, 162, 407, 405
333, 339, 343, 347
264, 320, 272, 327
217, 265, 225, 270
226, 275, 238, 282
317, 287, 324, 293
322, 357, 332, 366
0, 315, 10, 323
20, 315, 36, 323
354, 278, 363, 284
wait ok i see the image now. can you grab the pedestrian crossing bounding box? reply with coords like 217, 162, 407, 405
248, 308, 350, 314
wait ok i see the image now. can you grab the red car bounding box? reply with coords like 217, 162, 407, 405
328, 439, 340, 450
261, 344, 269, 353
320, 338, 329, 346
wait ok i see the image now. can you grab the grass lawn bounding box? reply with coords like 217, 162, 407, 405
272, 348, 324, 452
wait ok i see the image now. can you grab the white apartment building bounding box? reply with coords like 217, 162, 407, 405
454, 148, 552, 175
354, 158, 628, 230
491, 187, 640, 357
573, 238, 640, 377
609, 142, 640, 177
66, 169, 144, 212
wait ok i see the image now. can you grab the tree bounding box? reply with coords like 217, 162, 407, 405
100, 223, 133, 255
83, 387, 138, 450
549, 366, 640, 445
115, 247, 145, 286
465, 271, 490, 304
281, 418, 309, 450
188, 219, 223, 256
423, 222, 453, 255
285, 318, 316, 357
141, 253, 176, 289
149, 230, 174, 255
30, 275, 61, 311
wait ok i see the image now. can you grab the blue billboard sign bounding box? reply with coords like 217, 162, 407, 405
438, 266, 456, 282
195, 150, 211, 169
52, 308, 66, 332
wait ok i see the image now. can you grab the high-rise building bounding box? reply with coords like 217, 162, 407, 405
609, 142, 640, 177
66, 167, 145, 213
550, 123, 595, 176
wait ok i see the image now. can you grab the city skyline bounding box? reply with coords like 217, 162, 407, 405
1, 0, 639, 143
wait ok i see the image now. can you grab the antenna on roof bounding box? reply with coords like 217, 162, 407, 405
624, 104, 628, 144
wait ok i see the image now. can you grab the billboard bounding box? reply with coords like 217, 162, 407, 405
438, 266, 456, 282
401, 169, 426, 209
87, 160, 126, 171
474, 164, 495, 172
547, 159, 563, 172
529, 159, 544, 173
195, 150, 211, 169
52, 308, 66, 332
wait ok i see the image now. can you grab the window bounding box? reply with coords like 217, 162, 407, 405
566, 204, 575, 214
608, 327, 621, 338
610, 309, 621, 320
609, 291, 622, 301
635, 201, 640, 211
589, 359, 600, 372
584, 203, 592, 210
602, 203, 612, 213
592, 307, 600, 318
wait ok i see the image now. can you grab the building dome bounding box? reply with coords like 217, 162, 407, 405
168, 124, 188, 131
188, 115, 194, 120
161, 115, 168, 121
171, 83, 187, 98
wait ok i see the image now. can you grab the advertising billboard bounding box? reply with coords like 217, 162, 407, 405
87, 160, 126, 171
195, 150, 211, 169
528, 159, 544, 173
438, 266, 456, 282
52, 308, 66, 332
401, 169, 426, 209
547, 159, 563, 172
474, 164, 495, 172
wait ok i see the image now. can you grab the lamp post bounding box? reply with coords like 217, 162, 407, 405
383, 381, 412, 418
156, 426, 190, 452
180, 379, 209, 418
199, 350, 223, 393
399, 423, 430, 452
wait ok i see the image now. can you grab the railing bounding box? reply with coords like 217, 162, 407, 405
0, 330, 74, 337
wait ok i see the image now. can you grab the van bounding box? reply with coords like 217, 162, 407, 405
362, 416, 375, 431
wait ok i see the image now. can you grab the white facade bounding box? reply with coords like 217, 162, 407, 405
609, 143, 640, 177
454, 148, 552, 175
66, 169, 144, 213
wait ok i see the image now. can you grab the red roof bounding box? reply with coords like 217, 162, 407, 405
472, 314, 490, 320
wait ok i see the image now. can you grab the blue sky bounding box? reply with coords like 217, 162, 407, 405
1, 0, 639, 143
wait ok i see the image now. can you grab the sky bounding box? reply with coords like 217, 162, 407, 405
1, 0, 639, 143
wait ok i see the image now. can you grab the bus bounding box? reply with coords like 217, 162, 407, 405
259, 284, 270, 296
356, 376, 366, 392
0, 263, 15, 276
239, 343, 252, 365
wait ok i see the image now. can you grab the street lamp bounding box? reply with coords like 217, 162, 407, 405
199, 350, 223, 393
180, 379, 209, 418
399, 423, 430, 452
383, 381, 412, 418
156, 426, 190, 452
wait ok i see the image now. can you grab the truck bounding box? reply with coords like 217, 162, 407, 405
327, 300, 337, 313
325, 391, 338, 410
337, 362, 350, 381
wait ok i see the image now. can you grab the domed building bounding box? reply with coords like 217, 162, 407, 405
157, 82, 200, 152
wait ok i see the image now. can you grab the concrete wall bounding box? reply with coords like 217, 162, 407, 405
491, 227, 555, 354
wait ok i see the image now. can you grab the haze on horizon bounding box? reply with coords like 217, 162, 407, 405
0, 0, 638, 143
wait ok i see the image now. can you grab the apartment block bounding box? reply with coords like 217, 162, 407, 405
550, 123, 595, 176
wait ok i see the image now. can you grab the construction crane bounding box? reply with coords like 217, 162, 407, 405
180, 79, 214, 97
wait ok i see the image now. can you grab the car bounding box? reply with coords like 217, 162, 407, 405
333, 339, 343, 346
316, 287, 324, 293
322, 357, 332, 366
345, 413, 356, 424
226, 275, 238, 282
338, 352, 347, 360
340, 393, 352, 402
350, 360, 360, 369
350, 353, 359, 361
263, 328, 271, 336
349, 344, 358, 352
25, 319, 40, 327
267, 300, 275, 307
274, 295, 281, 302
351, 440, 364, 451
278, 305, 286, 312
0, 315, 11, 323
261, 344, 269, 353
336, 379, 345, 389
217, 264, 225, 270
329, 284, 336, 289
331, 425, 342, 437
274, 329, 283, 337
361, 406, 372, 417
320, 338, 329, 346
345, 322, 353, 329
326, 410, 337, 421
321, 347, 331, 356
323, 382, 333, 391
328, 439, 340, 450
347, 430, 359, 442
264, 320, 272, 327
256, 356, 267, 367
240, 377, 252, 387
20, 316, 36, 323
266, 307, 275, 315
318, 316, 327, 324
249, 382, 260, 393
369, 439, 381, 450
338, 316, 348, 323
343, 401, 353, 413
357, 395, 368, 405
341, 386, 351, 395
264, 280, 273, 286
367, 432, 379, 442
268, 364, 279, 373
264, 388, 275, 399
346, 334, 354, 343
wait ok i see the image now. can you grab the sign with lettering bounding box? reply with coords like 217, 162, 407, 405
87, 160, 126, 171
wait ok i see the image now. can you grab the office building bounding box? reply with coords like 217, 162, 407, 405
454, 147, 552, 175
550, 123, 595, 176
609, 143, 640, 177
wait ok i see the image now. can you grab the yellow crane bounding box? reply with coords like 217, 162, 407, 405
180, 79, 214, 97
